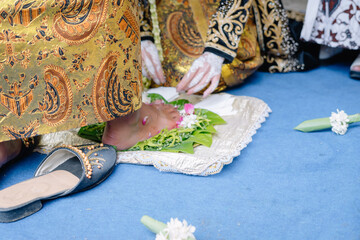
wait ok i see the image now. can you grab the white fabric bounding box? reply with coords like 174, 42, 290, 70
193, 94, 236, 116
36, 89, 271, 176
146, 87, 179, 102
301, 0, 321, 41
301, 0, 360, 49
37, 128, 95, 151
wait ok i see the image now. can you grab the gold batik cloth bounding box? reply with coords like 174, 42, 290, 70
154, 0, 263, 92
0, 0, 142, 142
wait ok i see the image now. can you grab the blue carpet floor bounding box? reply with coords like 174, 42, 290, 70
1, 61, 359, 240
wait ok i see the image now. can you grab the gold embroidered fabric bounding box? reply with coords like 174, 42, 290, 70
0, 0, 142, 142
252, 0, 304, 72
205, 0, 253, 62
153, 0, 263, 92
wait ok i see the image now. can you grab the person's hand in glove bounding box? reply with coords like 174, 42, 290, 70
141, 40, 165, 85
176, 52, 224, 98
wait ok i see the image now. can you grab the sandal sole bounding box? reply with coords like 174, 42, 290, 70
0, 170, 79, 223
0, 200, 42, 223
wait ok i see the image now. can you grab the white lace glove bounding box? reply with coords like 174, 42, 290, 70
141, 40, 165, 85
176, 52, 224, 98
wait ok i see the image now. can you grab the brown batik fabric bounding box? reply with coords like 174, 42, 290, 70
0, 0, 142, 142
143, 0, 263, 92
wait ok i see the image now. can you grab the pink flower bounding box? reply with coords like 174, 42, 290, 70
176, 116, 184, 128
184, 104, 194, 115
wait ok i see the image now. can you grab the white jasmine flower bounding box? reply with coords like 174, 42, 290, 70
155, 232, 168, 240
179, 111, 198, 128
331, 122, 348, 135
178, 106, 198, 129
329, 109, 349, 135
155, 218, 196, 240
330, 109, 349, 123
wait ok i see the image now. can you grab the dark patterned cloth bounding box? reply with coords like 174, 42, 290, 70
204, 0, 253, 64
0, 0, 142, 142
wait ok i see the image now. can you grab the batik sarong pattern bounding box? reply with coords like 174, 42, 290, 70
0, 0, 142, 142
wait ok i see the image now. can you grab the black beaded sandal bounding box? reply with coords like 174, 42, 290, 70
0, 143, 116, 223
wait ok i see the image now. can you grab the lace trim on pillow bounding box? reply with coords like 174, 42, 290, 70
201, 104, 271, 176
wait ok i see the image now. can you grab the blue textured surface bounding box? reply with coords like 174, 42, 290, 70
1, 62, 359, 240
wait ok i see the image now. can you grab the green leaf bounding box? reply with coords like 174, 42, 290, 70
348, 113, 360, 124
147, 93, 168, 103
78, 123, 105, 142
188, 131, 212, 147
294, 117, 331, 132
295, 113, 360, 133
195, 109, 226, 125
199, 124, 217, 134
163, 141, 195, 154
169, 99, 190, 109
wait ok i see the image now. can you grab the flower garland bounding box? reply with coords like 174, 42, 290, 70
149, 0, 163, 61
142, 0, 163, 89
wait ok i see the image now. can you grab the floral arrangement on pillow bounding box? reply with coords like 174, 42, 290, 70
78, 93, 226, 154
